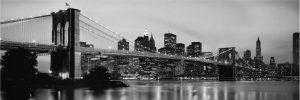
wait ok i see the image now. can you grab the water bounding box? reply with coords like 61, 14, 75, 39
1, 80, 299, 100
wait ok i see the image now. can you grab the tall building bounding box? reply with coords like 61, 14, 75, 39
175, 43, 185, 56
118, 38, 129, 50
293, 32, 299, 66
135, 37, 145, 52
149, 34, 156, 52
254, 37, 263, 61
158, 32, 177, 54
186, 42, 202, 57
134, 29, 156, 53
243, 49, 251, 60
269, 57, 276, 73
254, 37, 264, 69
243, 49, 254, 66
292, 32, 299, 76
192, 42, 202, 57
164, 33, 176, 48
186, 44, 193, 57
269, 57, 276, 66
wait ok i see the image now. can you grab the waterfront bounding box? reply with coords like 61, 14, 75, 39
1, 80, 298, 100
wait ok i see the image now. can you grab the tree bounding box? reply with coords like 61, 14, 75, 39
1, 48, 38, 81
83, 65, 111, 81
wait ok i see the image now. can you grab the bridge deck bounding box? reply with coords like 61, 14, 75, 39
0, 40, 229, 65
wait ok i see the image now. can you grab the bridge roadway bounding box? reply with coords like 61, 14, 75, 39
0, 40, 231, 66
0, 40, 263, 72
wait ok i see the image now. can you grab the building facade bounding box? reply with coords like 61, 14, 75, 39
243, 49, 254, 67
158, 32, 177, 55
186, 42, 202, 57
164, 33, 176, 48
254, 37, 263, 61
175, 43, 185, 56
268, 57, 276, 75
118, 38, 129, 50
243, 49, 251, 60
134, 32, 156, 53
292, 32, 299, 76
254, 37, 264, 69
277, 62, 292, 76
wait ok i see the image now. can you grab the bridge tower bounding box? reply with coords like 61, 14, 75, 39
217, 47, 236, 81
50, 8, 81, 79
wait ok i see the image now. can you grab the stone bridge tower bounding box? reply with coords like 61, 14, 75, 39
50, 8, 81, 79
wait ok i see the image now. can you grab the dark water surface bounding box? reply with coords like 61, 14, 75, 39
1, 80, 299, 100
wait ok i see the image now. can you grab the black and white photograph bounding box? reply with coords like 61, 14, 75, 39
0, 0, 299, 100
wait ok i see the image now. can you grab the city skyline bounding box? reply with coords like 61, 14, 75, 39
1, 0, 298, 64
1, 1, 299, 100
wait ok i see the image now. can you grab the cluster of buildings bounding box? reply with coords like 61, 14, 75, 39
114, 29, 217, 79
242, 32, 299, 77
117, 29, 211, 58
80, 28, 299, 79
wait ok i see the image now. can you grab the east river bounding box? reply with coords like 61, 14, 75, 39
1, 80, 299, 100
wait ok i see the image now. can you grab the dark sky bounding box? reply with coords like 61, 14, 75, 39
1, 0, 299, 72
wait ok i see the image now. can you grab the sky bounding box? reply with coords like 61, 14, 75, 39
1, 0, 299, 72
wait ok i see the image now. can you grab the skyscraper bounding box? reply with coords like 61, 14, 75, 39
186, 42, 202, 57
254, 37, 264, 69
293, 32, 299, 66
186, 44, 193, 57
243, 49, 251, 60
292, 32, 299, 76
254, 37, 263, 61
134, 37, 145, 52
134, 29, 156, 52
268, 57, 276, 75
159, 32, 177, 54
175, 43, 185, 56
118, 38, 129, 50
192, 42, 202, 57
243, 49, 254, 66
164, 33, 176, 48
269, 57, 276, 66
149, 34, 156, 52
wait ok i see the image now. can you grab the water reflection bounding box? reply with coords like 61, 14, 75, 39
1, 81, 299, 100
1, 88, 35, 100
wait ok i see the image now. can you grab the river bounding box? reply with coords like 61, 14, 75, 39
1, 80, 299, 100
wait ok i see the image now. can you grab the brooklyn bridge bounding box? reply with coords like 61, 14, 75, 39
0, 8, 268, 81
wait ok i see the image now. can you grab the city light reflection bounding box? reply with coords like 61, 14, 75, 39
24, 81, 299, 100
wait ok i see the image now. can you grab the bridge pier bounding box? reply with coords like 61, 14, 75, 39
50, 8, 81, 79
218, 64, 236, 81
174, 59, 185, 76
217, 47, 236, 81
